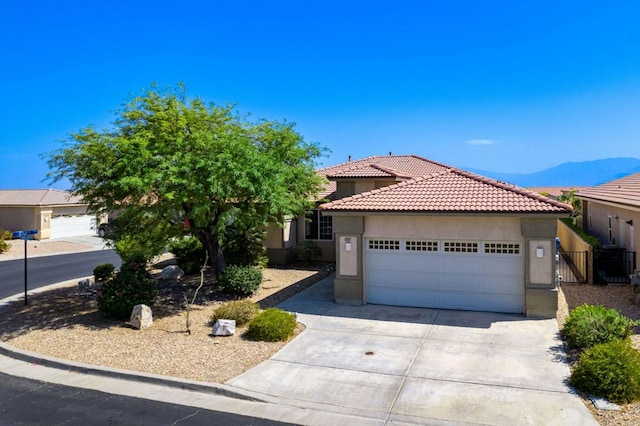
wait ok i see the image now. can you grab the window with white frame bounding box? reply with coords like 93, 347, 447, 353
305, 210, 333, 240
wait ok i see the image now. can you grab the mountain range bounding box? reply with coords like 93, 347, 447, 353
467, 157, 640, 188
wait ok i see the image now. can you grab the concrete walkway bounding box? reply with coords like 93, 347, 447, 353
0, 275, 597, 425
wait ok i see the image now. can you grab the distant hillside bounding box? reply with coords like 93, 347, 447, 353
467, 158, 640, 188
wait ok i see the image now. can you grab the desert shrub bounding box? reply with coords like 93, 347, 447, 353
209, 300, 260, 327
570, 339, 640, 403
97, 261, 157, 320
217, 265, 263, 296
114, 235, 156, 265
168, 236, 206, 275
93, 263, 116, 281
222, 221, 268, 268
562, 304, 638, 349
246, 308, 297, 342
0, 229, 11, 254
293, 240, 321, 262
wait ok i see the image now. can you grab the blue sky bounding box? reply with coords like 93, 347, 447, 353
2, 1, 640, 189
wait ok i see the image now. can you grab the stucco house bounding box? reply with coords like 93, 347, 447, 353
0, 189, 97, 239
287, 154, 571, 318
576, 172, 640, 276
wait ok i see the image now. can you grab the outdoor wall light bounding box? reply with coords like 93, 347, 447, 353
536, 247, 544, 258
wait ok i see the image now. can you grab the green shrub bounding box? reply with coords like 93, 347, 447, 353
168, 236, 206, 275
570, 340, 640, 403
97, 261, 157, 320
217, 265, 263, 296
222, 221, 268, 268
293, 240, 321, 262
562, 304, 638, 349
0, 229, 11, 254
93, 263, 116, 281
246, 308, 297, 342
209, 300, 260, 327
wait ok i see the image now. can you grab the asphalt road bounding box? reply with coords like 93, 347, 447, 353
0, 372, 292, 426
0, 250, 122, 300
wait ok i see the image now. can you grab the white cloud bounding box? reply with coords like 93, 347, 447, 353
465, 139, 498, 146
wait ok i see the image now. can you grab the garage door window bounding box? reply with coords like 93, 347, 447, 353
484, 242, 521, 254
406, 240, 438, 252
368, 239, 400, 250
443, 241, 478, 253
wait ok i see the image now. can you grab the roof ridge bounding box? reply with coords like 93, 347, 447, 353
450, 169, 573, 210
369, 164, 414, 179
319, 171, 447, 208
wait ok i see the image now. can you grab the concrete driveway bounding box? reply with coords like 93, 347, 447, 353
228, 277, 596, 425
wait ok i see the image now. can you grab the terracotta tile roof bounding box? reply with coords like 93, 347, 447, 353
576, 172, 640, 208
318, 155, 449, 179
320, 169, 571, 214
0, 189, 85, 206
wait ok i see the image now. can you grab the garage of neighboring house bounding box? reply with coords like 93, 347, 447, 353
0, 189, 96, 240
50, 214, 96, 238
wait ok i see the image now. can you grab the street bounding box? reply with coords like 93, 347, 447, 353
0, 372, 291, 426
0, 250, 122, 300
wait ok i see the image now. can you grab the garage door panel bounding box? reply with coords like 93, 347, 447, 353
50, 215, 96, 238
365, 238, 524, 314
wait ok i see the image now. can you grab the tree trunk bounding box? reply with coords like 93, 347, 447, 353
198, 232, 226, 277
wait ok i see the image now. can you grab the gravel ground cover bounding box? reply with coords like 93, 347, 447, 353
558, 283, 640, 426
0, 261, 331, 383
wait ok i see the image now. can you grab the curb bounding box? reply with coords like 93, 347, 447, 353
0, 280, 264, 404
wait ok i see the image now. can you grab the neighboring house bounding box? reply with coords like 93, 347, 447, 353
528, 187, 588, 201
0, 189, 97, 239
305, 154, 571, 318
576, 172, 640, 273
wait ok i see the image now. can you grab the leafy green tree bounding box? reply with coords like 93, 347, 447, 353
558, 189, 582, 225
47, 84, 326, 274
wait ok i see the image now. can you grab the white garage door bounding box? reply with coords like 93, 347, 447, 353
50, 215, 96, 239
365, 239, 524, 313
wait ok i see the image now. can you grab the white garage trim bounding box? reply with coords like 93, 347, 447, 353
50, 215, 97, 239
365, 238, 524, 314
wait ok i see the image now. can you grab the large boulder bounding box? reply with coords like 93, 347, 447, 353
161, 265, 185, 281
212, 319, 236, 336
130, 304, 153, 330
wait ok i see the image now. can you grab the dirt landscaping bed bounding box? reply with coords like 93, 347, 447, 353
558, 283, 640, 426
0, 261, 332, 384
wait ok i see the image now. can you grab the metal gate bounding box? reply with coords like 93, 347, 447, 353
594, 249, 637, 284
557, 250, 588, 284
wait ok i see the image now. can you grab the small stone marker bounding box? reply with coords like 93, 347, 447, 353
590, 395, 621, 411
130, 304, 153, 330
161, 265, 185, 281
212, 319, 236, 336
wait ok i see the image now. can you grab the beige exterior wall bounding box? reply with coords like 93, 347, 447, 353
557, 219, 593, 283
0, 205, 92, 241
365, 215, 522, 240
330, 214, 562, 318
0, 207, 37, 235
584, 200, 640, 253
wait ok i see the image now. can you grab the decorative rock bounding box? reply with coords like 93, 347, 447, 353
161, 265, 185, 281
212, 319, 236, 336
130, 304, 153, 330
590, 395, 621, 411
